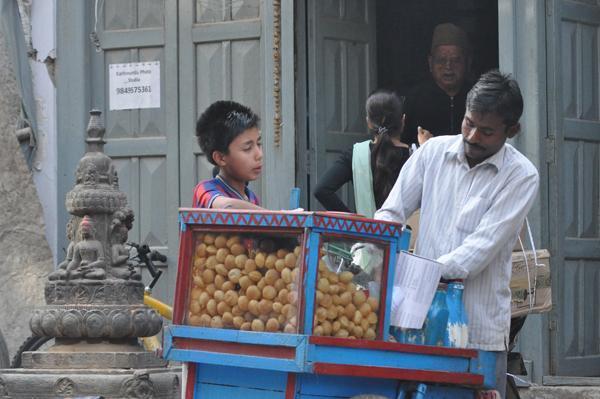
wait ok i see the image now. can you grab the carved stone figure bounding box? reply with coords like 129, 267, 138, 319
48, 218, 76, 281
66, 216, 106, 280
110, 210, 141, 280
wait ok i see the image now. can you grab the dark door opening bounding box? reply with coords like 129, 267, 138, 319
376, 0, 499, 100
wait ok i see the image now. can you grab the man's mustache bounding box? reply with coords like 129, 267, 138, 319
463, 139, 484, 150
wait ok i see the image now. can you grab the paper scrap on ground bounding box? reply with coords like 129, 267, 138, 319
390, 251, 442, 329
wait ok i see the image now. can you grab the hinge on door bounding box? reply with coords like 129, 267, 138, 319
305, 150, 312, 173
546, 0, 553, 17
545, 136, 556, 164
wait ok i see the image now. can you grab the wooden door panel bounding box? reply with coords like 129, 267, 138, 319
550, 0, 600, 375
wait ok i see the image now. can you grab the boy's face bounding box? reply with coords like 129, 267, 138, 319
214, 127, 263, 183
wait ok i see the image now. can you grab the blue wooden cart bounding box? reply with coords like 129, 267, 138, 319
164, 209, 498, 398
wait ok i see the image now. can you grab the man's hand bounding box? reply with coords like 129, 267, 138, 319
417, 126, 433, 145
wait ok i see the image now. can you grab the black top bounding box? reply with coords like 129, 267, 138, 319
403, 78, 472, 145
313, 143, 410, 212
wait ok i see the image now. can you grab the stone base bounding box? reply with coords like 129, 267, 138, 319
0, 367, 181, 398
22, 350, 167, 369
21, 339, 168, 369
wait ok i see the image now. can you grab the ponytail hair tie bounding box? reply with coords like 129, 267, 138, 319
376, 125, 388, 135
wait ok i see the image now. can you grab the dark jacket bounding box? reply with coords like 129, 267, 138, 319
403, 78, 472, 145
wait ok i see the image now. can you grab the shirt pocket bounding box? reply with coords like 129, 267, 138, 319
455, 196, 492, 234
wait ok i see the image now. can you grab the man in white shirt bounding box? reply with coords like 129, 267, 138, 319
374, 70, 539, 396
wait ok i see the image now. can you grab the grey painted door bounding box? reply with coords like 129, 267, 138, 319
90, 0, 179, 303
306, 0, 376, 210
178, 0, 295, 211
547, 0, 600, 376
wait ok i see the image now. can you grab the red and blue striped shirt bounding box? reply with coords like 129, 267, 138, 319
192, 175, 260, 208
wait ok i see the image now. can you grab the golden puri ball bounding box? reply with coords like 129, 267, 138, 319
258, 299, 273, 315
265, 254, 278, 269
239, 276, 252, 290
206, 255, 218, 270
206, 245, 218, 256
254, 252, 266, 267
210, 315, 224, 328
202, 269, 215, 284
233, 316, 244, 329
216, 248, 229, 263
206, 299, 217, 316
226, 235, 241, 248
240, 322, 252, 331
264, 269, 279, 285
214, 235, 228, 249
284, 323, 295, 333
235, 254, 249, 269
222, 312, 234, 327
224, 290, 239, 306
274, 259, 286, 272
248, 299, 260, 316
262, 285, 277, 300
246, 285, 261, 300
367, 297, 379, 312
203, 233, 216, 245
195, 243, 207, 258
224, 254, 236, 270
266, 318, 280, 332
237, 295, 249, 311
230, 243, 246, 256
248, 271, 262, 283
284, 253, 297, 268
251, 319, 265, 332
276, 248, 289, 259
244, 259, 257, 273
214, 274, 225, 290
217, 301, 231, 316
227, 268, 242, 284
339, 271, 354, 284
353, 290, 367, 306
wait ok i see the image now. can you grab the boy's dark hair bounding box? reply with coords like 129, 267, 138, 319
195, 101, 259, 165
466, 70, 523, 128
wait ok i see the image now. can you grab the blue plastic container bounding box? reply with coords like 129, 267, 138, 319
444, 280, 469, 348
424, 284, 449, 346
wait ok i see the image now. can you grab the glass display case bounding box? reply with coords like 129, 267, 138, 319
172, 209, 406, 342
185, 230, 304, 333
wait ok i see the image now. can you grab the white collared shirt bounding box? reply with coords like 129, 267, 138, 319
375, 135, 539, 351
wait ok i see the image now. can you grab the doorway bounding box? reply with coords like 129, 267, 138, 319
376, 0, 499, 96
298, 0, 499, 212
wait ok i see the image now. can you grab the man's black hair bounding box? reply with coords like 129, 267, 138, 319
195, 100, 259, 165
466, 70, 523, 128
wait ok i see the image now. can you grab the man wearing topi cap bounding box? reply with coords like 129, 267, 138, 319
404, 23, 473, 145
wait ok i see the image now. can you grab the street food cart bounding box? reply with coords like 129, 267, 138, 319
164, 209, 497, 398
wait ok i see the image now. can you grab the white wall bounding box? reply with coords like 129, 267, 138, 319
30, 0, 58, 264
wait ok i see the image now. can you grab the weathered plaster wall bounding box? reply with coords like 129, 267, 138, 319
0, 29, 53, 360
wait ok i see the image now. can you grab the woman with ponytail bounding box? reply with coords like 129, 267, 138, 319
314, 90, 414, 217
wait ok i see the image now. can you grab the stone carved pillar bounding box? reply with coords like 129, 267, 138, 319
0, 111, 179, 398
31, 110, 161, 342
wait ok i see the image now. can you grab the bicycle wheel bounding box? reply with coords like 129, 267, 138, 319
0, 329, 8, 368
10, 335, 52, 368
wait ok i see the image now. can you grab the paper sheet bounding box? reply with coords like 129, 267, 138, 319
109, 61, 161, 110
390, 251, 442, 329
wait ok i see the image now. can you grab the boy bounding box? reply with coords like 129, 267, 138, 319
193, 101, 263, 209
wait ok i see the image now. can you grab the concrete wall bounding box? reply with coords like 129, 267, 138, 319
0, 27, 53, 361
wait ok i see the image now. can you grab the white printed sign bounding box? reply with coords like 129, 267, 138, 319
390, 251, 442, 329
109, 61, 160, 110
